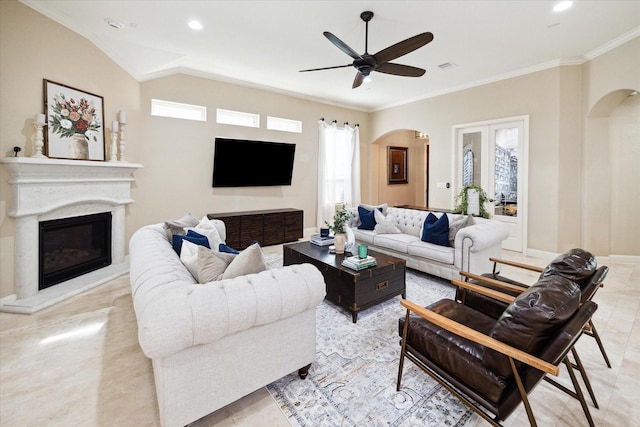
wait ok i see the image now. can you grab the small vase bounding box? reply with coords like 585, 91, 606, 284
68, 133, 89, 160
334, 233, 346, 254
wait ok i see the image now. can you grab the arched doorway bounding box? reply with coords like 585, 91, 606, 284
370, 129, 429, 207
584, 89, 640, 258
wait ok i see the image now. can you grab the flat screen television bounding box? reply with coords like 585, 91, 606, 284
212, 137, 296, 187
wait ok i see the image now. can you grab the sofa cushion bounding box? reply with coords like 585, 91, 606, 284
448, 214, 474, 247
374, 209, 401, 234
360, 202, 388, 215
180, 240, 201, 279
407, 240, 455, 265
197, 246, 237, 282
222, 243, 267, 280
172, 230, 211, 255
219, 243, 240, 254
372, 233, 419, 254
421, 212, 450, 247
483, 275, 581, 378
186, 215, 224, 250
164, 213, 199, 241
358, 206, 378, 230
352, 228, 376, 244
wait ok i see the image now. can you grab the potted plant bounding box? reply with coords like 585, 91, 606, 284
325, 206, 354, 254
453, 184, 491, 219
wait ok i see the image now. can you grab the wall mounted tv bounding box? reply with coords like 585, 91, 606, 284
212, 137, 296, 187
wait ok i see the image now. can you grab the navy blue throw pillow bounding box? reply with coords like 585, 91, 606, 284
358, 206, 379, 230
421, 213, 450, 247
172, 230, 211, 255
218, 243, 240, 254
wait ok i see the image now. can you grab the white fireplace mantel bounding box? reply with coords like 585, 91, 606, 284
0, 157, 143, 313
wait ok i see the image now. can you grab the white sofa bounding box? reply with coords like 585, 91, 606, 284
346, 206, 509, 281
129, 222, 326, 427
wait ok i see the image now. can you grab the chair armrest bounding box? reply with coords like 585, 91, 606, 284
451, 278, 516, 304
400, 299, 559, 376
459, 271, 529, 295
489, 257, 544, 273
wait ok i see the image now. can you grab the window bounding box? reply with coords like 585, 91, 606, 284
151, 99, 206, 121
216, 108, 259, 128
267, 116, 302, 133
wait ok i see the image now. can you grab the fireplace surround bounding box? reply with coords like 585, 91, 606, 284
0, 157, 142, 313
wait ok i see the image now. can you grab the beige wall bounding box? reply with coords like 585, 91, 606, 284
370, 41, 639, 255
0, 0, 369, 298
134, 74, 369, 235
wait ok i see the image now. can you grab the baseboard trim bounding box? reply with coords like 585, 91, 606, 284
609, 254, 640, 264
525, 248, 559, 261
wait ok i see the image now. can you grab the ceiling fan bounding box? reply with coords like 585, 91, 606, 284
300, 11, 434, 89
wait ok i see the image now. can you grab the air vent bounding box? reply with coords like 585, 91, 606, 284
438, 62, 458, 70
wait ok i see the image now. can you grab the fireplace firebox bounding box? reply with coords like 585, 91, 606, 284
39, 212, 112, 290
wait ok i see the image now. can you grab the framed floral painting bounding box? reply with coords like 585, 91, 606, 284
43, 80, 105, 160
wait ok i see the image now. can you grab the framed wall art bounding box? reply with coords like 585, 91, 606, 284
388, 146, 408, 184
43, 79, 106, 160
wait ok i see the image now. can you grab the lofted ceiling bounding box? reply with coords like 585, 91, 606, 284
21, 0, 640, 111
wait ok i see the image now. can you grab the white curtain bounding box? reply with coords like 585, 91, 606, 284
317, 120, 361, 228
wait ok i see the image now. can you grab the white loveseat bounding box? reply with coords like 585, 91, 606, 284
129, 222, 326, 427
346, 206, 509, 281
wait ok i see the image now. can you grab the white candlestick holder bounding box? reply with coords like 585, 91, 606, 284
31, 120, 47, 158
118, 122, 127, 162
109, 130, 119, 162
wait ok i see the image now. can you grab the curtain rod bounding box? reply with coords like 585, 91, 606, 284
319, 118, 359, 127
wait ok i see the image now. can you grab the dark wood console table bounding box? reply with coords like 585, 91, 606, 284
207, 208, 303, 249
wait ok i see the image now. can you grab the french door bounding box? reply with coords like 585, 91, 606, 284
454, 116, 529, 252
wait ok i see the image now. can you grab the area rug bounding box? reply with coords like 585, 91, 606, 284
264, 253, 476, 427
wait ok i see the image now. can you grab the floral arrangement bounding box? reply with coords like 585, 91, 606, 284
48, 92, 101, 142
325, 206, 354, 234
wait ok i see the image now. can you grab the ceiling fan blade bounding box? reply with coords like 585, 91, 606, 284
352, 72, 364, 89
299, 64, 353, 72
374, 32, 434, 64
324, 31, 361, 60
375, 63, 426, 77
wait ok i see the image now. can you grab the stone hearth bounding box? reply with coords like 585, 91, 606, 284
0, 157, 142, 313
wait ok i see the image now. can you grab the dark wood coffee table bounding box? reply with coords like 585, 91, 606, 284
283, 241, 406, 323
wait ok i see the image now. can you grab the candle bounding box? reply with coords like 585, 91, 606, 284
119, 110, 126, 124
35, 113, 45, 123
112, 121, 119, 132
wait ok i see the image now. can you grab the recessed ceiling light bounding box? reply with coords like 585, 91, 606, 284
104, 18, 124, 29
188, 20, 203, 30
553, 1, 573, 12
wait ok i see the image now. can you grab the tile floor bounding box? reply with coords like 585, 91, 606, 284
0, 248, 638, 426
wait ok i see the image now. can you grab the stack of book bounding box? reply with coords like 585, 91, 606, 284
310, 234, 334, 246
342, 255, 377, 270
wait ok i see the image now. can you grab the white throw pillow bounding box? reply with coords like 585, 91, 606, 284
186, 216, 223, 250
180, 240, 201, 280
374, 209, 401, 234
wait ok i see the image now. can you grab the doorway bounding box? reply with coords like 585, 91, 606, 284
454, 116, 529, 252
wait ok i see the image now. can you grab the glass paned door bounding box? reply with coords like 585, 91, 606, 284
455, 117, 528, 252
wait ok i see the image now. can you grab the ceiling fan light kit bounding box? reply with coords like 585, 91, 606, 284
300, 11, 433, 89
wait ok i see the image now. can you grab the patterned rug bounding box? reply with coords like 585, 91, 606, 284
264, 253, 476, 427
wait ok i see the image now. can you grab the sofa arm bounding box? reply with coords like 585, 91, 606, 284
455, 218, 509, 253
135, 263, 326, 359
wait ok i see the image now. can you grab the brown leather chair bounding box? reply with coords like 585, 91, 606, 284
456, 248, 611, 369
397, 275, 597, 427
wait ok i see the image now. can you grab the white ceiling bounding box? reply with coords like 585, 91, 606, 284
22, 0, 640, 111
